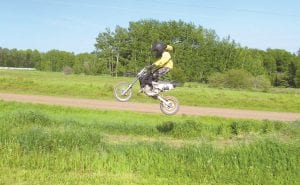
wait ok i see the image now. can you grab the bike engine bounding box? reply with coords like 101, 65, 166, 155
152, 82, 175, 91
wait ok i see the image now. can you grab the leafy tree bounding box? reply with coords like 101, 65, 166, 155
295, 58, 300, 87
288, 61, 297, 87
0, 48, 9, 66
95, 28, 115, 75
76, 53, 100, 75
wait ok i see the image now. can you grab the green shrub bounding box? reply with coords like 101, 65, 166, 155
208, 69, 253, 89
252, 75, 271, 91
208, 69, 271, 90
224, 69, 253, 89
207, 72, 226, 88
63, 66, 74, 75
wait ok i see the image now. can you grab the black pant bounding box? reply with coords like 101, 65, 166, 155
139, 67, 171, 88
152, 67, 171, 82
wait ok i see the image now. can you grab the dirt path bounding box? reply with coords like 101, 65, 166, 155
0, 93, 300, 121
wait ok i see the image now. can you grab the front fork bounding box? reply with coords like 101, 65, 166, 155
121, 84, 133, 96
156, 95, 172, 108
121, 78, 139, 96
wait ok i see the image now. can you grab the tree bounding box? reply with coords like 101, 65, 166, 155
295, 58, 300, 87
95, 28, 115, 75
113, 26, 130, 76
40, 50, 75, 72
75, 53, 101, 75
288, 61, 297, 87
0, 48, 9, 66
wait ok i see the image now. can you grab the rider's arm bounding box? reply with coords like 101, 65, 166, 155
154, 52, 171, 67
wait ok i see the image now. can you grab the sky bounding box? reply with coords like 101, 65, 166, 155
0, 0, 300, 54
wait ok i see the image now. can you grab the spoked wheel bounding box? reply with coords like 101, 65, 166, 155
160, 96, 179, 115
114, 82, 133, 102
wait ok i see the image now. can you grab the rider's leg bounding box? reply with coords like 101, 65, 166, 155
144, 68, 171, 96
139, 73, 153, 88
153, 67, 170, 82
140, 73, 155, 94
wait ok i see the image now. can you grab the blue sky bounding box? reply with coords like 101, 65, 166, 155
1, 0, 299, 53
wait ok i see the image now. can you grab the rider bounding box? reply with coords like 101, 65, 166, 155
151, 42, 173, 81
144, 42, 174, 96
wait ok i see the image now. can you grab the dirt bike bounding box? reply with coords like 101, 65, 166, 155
113, 66, 180, 115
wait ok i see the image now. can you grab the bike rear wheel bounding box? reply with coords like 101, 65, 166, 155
114, 82, 133, 102
160, 96, 179, 115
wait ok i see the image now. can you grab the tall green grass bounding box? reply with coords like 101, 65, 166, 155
0, 101, 299, 184
1, 70, 300, 112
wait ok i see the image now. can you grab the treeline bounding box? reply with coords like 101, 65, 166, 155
95, 20, 300, 88
1, 19, 300, 87
0, 48, 101, 75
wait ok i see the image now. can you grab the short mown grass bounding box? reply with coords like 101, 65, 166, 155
1, 70, 300, 112
0, 101, 299, 184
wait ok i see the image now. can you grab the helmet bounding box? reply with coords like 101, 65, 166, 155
151, 42, 166, 58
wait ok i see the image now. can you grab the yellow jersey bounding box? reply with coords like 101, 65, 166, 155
154, 51, 173, 69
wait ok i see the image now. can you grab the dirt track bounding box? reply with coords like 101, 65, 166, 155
0, 93, 300, 121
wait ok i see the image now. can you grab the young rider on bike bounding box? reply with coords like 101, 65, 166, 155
151, 42, 173, 81
143, 42, 173, 96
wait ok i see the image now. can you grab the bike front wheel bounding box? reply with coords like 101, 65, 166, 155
114, 82, 133, 102
160, 96, 180, 115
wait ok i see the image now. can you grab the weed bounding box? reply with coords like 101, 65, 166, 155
0, 101, 299, 184
156, 121, 174, 133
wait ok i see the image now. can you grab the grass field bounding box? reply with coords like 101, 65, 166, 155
1, 70, 300, 112
0, 101, 299, 184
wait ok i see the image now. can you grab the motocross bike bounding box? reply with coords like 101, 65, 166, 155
113, 66, 179, 115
